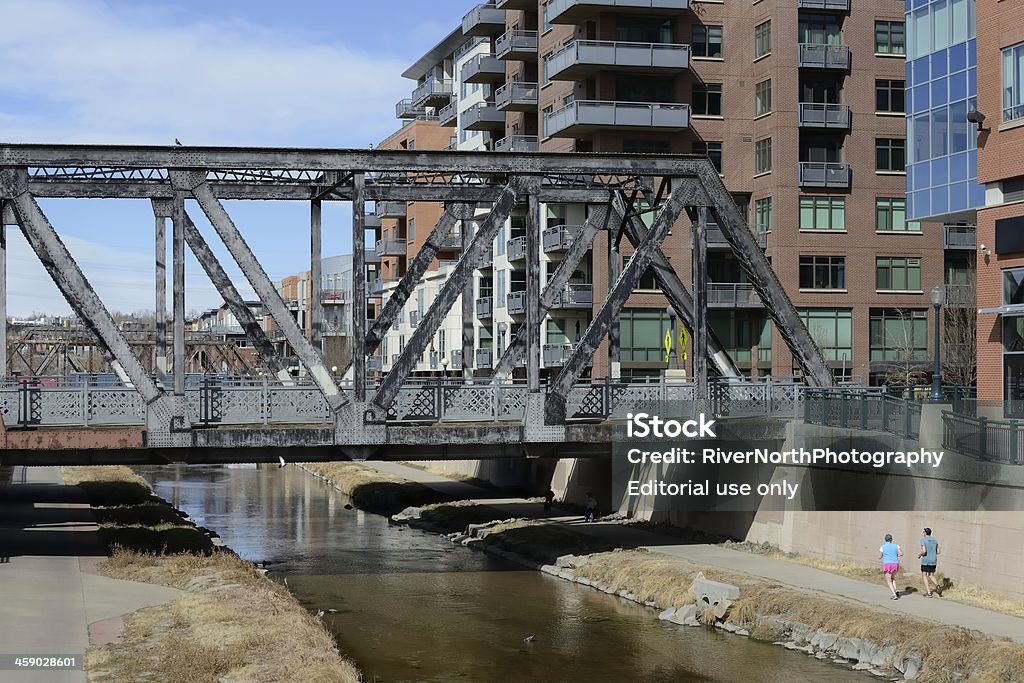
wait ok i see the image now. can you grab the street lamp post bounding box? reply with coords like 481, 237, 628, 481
665, 306, 676, 369
931, 285, 945, 402
441, 356, 449, 382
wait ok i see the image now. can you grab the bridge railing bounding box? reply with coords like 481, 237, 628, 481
802, 387, 921, 439
942, 412, 1024, 465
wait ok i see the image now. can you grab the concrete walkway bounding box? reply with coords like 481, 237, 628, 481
0, 467, 182, 683
365, 461, 1024, 644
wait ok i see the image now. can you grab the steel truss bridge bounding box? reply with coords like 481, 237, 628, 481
0, 144, 834, 462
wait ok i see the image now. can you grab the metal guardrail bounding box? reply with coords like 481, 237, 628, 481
803, 388, 922, 440
943, 412, 1024, 465
797, 43, 850, 70
798, 161, 851, 188
495, 135, 539, 152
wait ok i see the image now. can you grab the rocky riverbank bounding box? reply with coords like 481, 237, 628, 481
61, 466, 361, 683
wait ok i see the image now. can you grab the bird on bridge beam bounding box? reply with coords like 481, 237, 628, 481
174, 138, 183, 146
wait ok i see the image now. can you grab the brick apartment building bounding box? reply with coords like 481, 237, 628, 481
372, 0, 953, 384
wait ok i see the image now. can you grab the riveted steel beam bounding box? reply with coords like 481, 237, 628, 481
152, 204, 167, 381
492, 205, 611, 378
1, 169, 170, 420
364, 203, 474, 353
545, 180, 694, 424
352, 173, 366, 402
311, 199, 323, 350
461, 212, 474, 381
693, 207, 709, 401
171, 189, 186, 396
693, 165, 834, 387
370, 178, 524, 419
525, 181, 542, 392
172, 171, 347, 412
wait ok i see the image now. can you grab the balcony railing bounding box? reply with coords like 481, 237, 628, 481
545, 40, 690, 82
376, 201, 407, 218
797, 43, 850, 70
545, 0, 689, 26
462, 54, 505, 84
552, 283, 594, 310
462, 101, 505, 131
944, 284, 976, 308
439, 101, 458, 127
944, 224, 977, 249
396, 98, 427, 119
798, 162, 851, 188
507, 235, 527, 261
507, 290, 527, 315
705, 223, 768, 250
545, 100, 689, 138
497, 0, 533, 9
796, 0, 850, 10
462, 3, 507, 37
797, 102, 851, 128
708, 283, 763, 308
543, 344, 572, 367
496, 29, 538, 60
374, 238, 407, 257
364, 212, 382, 230
495, 135, 539, 152
476, 296, 493, 318
368, 356, 383, 371
475, 349, 494, 369
450, 350, 463, 371
495, 82, 539, 111
411, 78, 454, 107
409, 310, 421, 328
543, 225, 585, 252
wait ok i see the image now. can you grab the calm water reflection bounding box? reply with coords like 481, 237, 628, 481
139, 465, 867, 683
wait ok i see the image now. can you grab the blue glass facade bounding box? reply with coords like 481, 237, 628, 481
905, 0, 985, 220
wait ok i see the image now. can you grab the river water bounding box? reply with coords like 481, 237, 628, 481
137, 464, 867, 683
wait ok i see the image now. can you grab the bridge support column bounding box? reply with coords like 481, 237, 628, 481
462, 212, 473, 381
154, 210, 167, 383
607, 211, 620, 381
0, 202, 6, 377
171, 189, 186, 397
526, 182, 541, 393
693, 207, 709, 403
311, 198, 322, 352
352, 173, 366, 403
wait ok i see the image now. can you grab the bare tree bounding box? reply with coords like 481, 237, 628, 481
881, 308, 928, 389
942, 259, 977, 388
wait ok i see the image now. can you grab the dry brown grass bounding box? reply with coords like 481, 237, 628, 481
302, 462, 446, 515
90, 548, 359, 683
61, 466, 153, 505
476, 519, 619, 564
572, 550, 1024, 683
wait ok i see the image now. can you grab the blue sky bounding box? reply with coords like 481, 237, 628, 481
0, 0, 464, 315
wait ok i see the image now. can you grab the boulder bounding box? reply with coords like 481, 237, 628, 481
871, 645, 897, 668
693, 577, 741, 602
658, 607, 677, 621
735, 629, 750, 637
903, 656, 922, 680
811, 632, 840, 651
669, 605, 701, 627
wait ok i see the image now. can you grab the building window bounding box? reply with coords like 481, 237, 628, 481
876, 198, 920, 232
799, 256, 846, 290
691, 83, 722, 116
496, 270, 506, 308
876, 257, 922, 291
875, 79, 905, 113
799, 196, 845, 231
635, 267, 659, 291
798, 309, 853, 362
754, 20, 772, 59
623, 139, 671, 154
1003, 42, 1024, 123
692, 141, 723, 173
875, 21, 905, 56
876, 138, 906, 172
692, 24, 723, 59
870, 309, 928, 362
755, 79, 772, 116
408, 217, 415, 241
755, 197, 772, 233
755, 138, 772, 174
619, 309, 672, 363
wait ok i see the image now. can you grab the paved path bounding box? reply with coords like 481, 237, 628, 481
0, 467, 181, 683
366, 461, 1024, 643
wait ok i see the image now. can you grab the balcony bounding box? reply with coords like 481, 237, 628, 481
496, 29, 538, 61
376, 201, 407, 218
475, 349, 494, 369
708, 283, 763, 308
945, 284, 976, 308
797, 43, 850, 70
438, 232, 464, 250
545, 0, 689, 26
396, 98, 427, 119
462, 3, 506, 37
364, 212, 382, 230
497, 0, 533, 9
462, 101, 505, 131
462, 54, 505, 84
551, 284, 594, 310
944, 224, 977, 249
450, 350, 463, 371
797, 103, 851, 129
476, 296, 493, 318
369, 356, 383, 371
411, 78, 454, 108
495, 135, 539, 152
543, 225, 585, 253
322, 288, 348, 305
705, 223, 767, 250
507, 290, 527, 315
507, 235, 527, 262
545, 100, 689, 138
495, 82, 538, 112
409, 310, 421, 328
543, 344, 572, 367
375, 239, 407, 257
796, 0, 850, 10
545, 40, 690, 82
439, 101, 458, 127
798, 162, 851, 188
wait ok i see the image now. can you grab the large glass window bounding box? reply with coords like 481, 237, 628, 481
755, 138, 772, 174
876, 257, 922, 291
798, 14, 841, 45
876, 198, 919, 232
755, 79, 772, 116
615, 17, 672, 43
692, 83, 723, 116
755, 197, 772, 233
870, 309, 928, 361
799, 255, 846, 290
798, 309, 853, 362
875, 21, 906, 56
755, 20, 772, 58
496, 270, 506, 308
692, 24, 723, 58
876, 79, 905, 113
619, 309, 672, 362
1003, 268, 1024, 305
876, 138, 906, 172
692, 141, 723, 173
799, 196, 845, 230
1003, 42, 1024, 123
